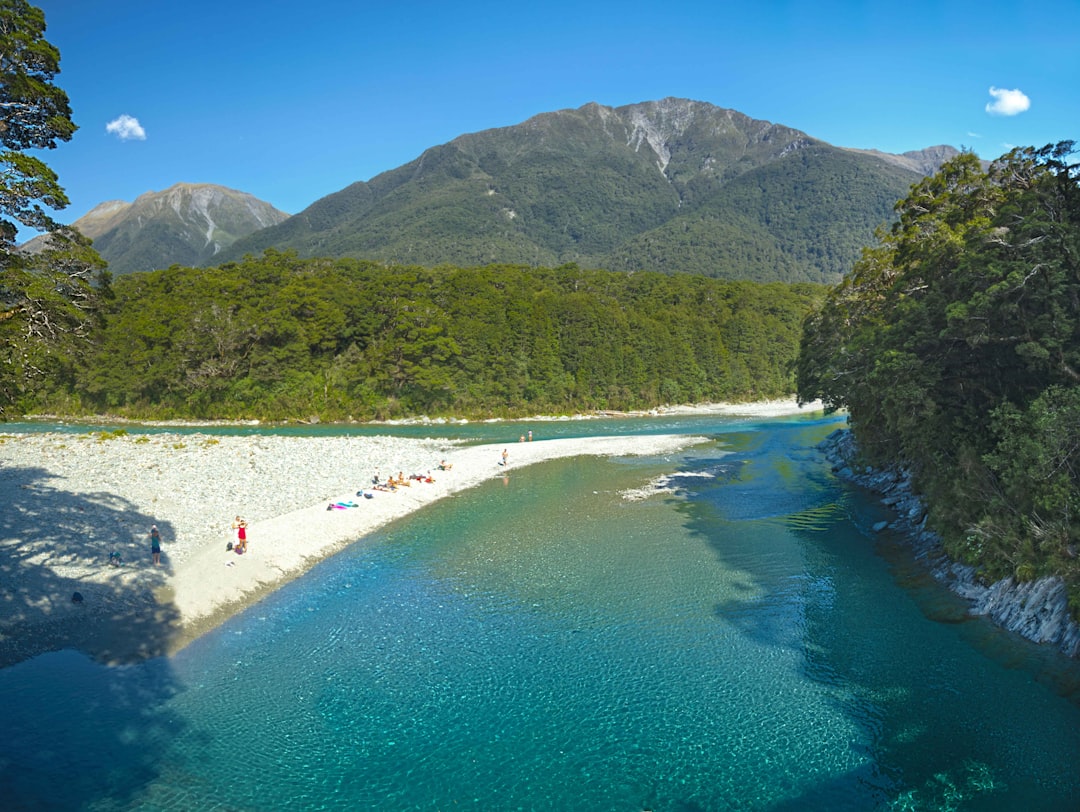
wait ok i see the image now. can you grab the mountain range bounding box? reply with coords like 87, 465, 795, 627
33, 98, 966, 283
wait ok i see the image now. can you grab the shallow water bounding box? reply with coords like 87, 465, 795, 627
2, 416, 1078, 811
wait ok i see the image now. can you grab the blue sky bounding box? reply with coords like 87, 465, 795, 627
24, 0, 1079, 239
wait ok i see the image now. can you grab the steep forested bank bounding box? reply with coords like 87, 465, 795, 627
30, 254, 824, 421
797, 142, 1080, 616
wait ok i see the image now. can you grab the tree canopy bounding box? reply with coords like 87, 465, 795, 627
0, 0, 75, 243
797, 142, 1080, 609
0, 0, 107, 415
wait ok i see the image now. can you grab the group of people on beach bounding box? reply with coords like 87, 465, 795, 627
144, 459, 452, 567
368, 464, 446, 494
139, 441, 539, 568
501, 429, 534, 467
140, 442, 528, 568
141, 515, 248, 568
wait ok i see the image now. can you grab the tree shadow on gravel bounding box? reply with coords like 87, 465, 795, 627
0, 465, 193, 810
0, 462, 183, 666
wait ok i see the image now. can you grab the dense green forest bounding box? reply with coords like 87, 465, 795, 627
29, 254, 824, 420
797, 143, 1080, 611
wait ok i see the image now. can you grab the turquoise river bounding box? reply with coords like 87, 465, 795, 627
1, 413, 1078, 811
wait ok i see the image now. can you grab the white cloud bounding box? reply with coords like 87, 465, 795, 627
105, 114, 147, 140
985, 87, 1030, 116
966, 131, 982, 139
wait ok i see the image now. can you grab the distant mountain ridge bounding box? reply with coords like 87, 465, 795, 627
217, 98, 963, 284
23, 183, 289, 275
29, 99, 968, 283
844, 144, 968, 175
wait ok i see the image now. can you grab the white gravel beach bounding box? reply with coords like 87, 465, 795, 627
0, 398, 823, 667
0, 430, 703, 666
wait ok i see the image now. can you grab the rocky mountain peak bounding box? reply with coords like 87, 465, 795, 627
623, 98, 704, 173
20, 183, 289, 274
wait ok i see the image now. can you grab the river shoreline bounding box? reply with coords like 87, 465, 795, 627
18, 397, 826, 428
0, 398, 825, 669
821, 428, 1080, 659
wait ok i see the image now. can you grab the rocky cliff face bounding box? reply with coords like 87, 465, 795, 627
822, 428, 1080, 659
617, 97, 818, 179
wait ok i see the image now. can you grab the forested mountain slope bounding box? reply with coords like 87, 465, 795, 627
218, 98, 959, 284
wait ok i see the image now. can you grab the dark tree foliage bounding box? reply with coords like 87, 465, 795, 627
797, 143, 1080, 609
0, 0, 75, 241
37, 253, 824, 421
0, 1, 107, 415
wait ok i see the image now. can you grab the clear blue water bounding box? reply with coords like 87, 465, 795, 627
2, 415, 1079, 811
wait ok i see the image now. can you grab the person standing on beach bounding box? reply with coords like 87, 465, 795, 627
501, 448, 509, 467
232, 516, 248, 554
150, 525, 162, 566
